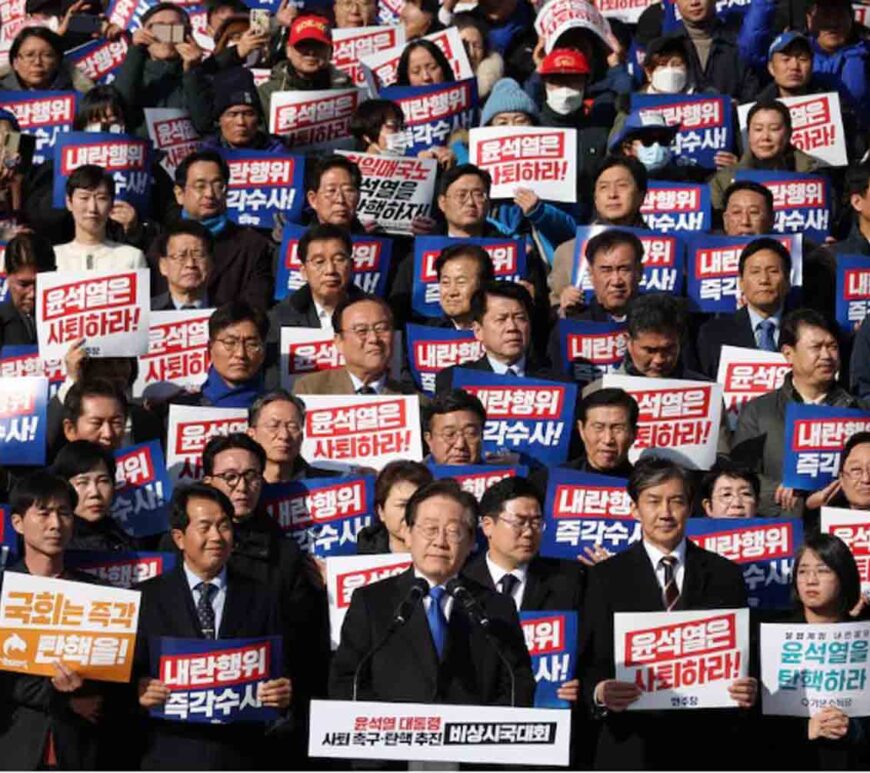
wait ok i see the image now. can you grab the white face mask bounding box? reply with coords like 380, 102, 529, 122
84, 122, 125, 134
636, 141, 672, 171
382, 131, 409, 156
651, 66, 688, 94
546, 85, 585, 115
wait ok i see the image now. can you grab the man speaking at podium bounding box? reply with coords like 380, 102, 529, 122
329, 479, 535, 706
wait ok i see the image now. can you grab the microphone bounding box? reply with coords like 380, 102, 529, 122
445, 579, 517, 707
352, 578, 428, 701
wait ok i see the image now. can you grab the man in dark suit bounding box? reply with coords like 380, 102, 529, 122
136, 483, 291, 770
696, 237, 792, 379
435, 280, 559, 393
0, 472, 109, 769
0, 234, 54, 353
579, 458, 757, 770
423, 389, 486, 465
426, 244, 494, 330
330, 479, 535, 706
151, 221, 214, 311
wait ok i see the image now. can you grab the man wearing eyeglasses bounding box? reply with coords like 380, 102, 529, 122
292, 295, 415, 395
148, 150, 274, 309
423, 389, 486, 465
152, 220, 213, 310
330, 479, 535, 705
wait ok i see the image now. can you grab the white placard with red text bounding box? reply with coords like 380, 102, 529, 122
716, 345, 791, 431
534, 0, 614, 53
469, 127, 577, 203
821, 507, 870, 593
166, 404, 249, 484
615, 608, 750, 710
144, 108, 201, 179
332, 26, 405, 91
268, 88, 360, 151
325, 553, 413, 649
36, 270, 150, 360
737, 93, 847, 167
300, 395, 423, 472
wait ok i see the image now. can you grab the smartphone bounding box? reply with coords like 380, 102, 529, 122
151, 23, 186, 44
249, 8, 270, 36
67, 13, 103, 35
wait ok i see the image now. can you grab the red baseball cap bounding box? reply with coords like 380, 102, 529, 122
289, 14, 331, 47
538, 48, 591, 76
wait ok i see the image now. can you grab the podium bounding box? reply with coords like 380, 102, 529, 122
308, 699, 571, 766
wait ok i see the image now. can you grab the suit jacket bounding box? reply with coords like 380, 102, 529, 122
695, 307, 758, 379
292, 368, 416, 396
329, 569, 535, 707
268, 284, 366, 341
134, 564, 284, 771
462, 553, 585, 614
434, 354, 563, 395
579, 540, 748, 770
0, 300, 36, 352
150, 294, 209, 312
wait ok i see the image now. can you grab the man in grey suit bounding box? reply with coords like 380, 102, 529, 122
292, 295, 415, 396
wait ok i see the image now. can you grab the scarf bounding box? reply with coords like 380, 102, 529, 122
201, 367, 264, 408
183, 210, 229, 236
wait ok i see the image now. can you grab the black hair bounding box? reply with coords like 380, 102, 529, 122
298, 223, 353, 264
594, 155, 648, 195
349, 99, 405, 148
205, 0, 247, 21
174, 150, 229, 188
423, 389, 487, 432
578, 387, 639, 430
747, 99, 793, 135
845, 163, 870, 199
4, 233, 55, 274
699, 461, 761, 502
794, 533, 861, 619
10, 471, 78, 518
404, 478, 479, 532
374, 460, 433, 510
332, 293, 393, 333
52, 440, 117, 482
453, 12, 491, 53
62, 379, 128, 426
10, 27, 63, 63
155, 219, 215, 258
627, 457, 693, 504
306, 154, 362, 194
469, 280, 533, 324
434, 244, 494, 282
249, 390, 306, 427
585, 229, 644, 267
779, 308, 838, 349
737, 236, 792, 276
202, 432, 266, 477
73, 85, 130, 131
208, 301, 269, 342
438, 163, 491, 198
169, 482, 234, 532
141, 2, 191, 29
841, 431, 870, 471
65, 164, 115, 200
722, 180, 775, 214
396, 39, 456, 86
626, 293, 686, 339
478, 476, 542, 520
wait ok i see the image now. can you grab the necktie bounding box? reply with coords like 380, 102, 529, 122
357, 385, 376, 395
660, 556, 680, 611
500, 574, 519, 597
21, 313, 35, 342
426, 586, 448, 659
756, 319, 777, 352
505, 368, 519, 377
195, 582, 217, 638
180, 303, 197, 310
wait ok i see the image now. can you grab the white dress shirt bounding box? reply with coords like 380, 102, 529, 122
487, 354, 526, 377
183, 562, 228, 635
313, 300, 334, 332
747, 305, 783, 349
54, 240, 147, 272
170, 294, 208, 310
414, 569, 455, 621
485, 553, 528, 611
349, 371, 387, 394
642, 538, 687, 600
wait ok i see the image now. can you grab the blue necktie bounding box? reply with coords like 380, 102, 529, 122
757, 319, 777, 352
426, 586, 448, 659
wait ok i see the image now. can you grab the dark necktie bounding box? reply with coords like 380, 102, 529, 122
500, 573, 519, 597
180, 304, 197, 310
505, 367, 519, 377
660, 556, 680, 611
756, 319, 777, 352
21, 313, 35, 342
195, 581, 217, 638
426, 586, 448, 659
357, 385, 376, 395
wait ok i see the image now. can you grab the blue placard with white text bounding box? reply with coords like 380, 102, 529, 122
112, 441, 173, 538
220, 150, 304, 230
520, 611, 577, 709
836, 254, 870, 334
65, 550, 176, 588
0, 377, 47, 466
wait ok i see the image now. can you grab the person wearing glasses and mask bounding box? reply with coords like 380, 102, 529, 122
292, 295, 415, 396
150, 150, 274, 309
151, 220, 213, 310
172, 301, 268, 409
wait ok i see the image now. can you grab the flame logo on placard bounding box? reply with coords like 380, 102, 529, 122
2, 633, 26, 657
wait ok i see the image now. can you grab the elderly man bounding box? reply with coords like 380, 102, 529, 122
329, 479, 535, 704
423, 389, 486, 465
152, 220, 214, 310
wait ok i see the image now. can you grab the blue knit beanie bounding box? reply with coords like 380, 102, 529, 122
480, 78, 540, 127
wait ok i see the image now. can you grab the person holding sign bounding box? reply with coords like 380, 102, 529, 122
152, 220, 214, 310
696, 237, 792, 379
579, 458, 757, 770
0, 472, 110, 769
732, 309, 859, 517
135, 483, 292, 769
330, 478, 535, 705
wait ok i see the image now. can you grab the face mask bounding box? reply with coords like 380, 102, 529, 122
636, 141, 672, 171
546, 86, 584, 116
84, 122, 124, 134
382, 131, 409, 156
650, 66, 687, 94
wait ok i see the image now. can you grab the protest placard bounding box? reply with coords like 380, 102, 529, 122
557, 320, 628, 383
452, 372, 577, 467
151, 636, 283, 723
221, 151, 304, 229
144, 108, 200, 179
429, 464, 529, 501
687, 518, 803, 609
520, 611, 577, 709
836, 254, 870, 333
261, 475, 376, 556
534, 0, 613, 53
36, 269, 150, 360
615, 608, 749, 710
0, 90, 76, 165
66, 36, 129, 85
332, 25, 405, 89
716, 346, 791, 431
821, 507, 870, 592
0, 346, 64, 399
0, 376, 47, 466
269, 88, 359, 150
280, 327, 345, 390
469, 127, 577, 203
594, 375, 723, 469
112, 441, 173, 538
596, 0, 657, 22
326, 553, 413, 648
761, 622, 870, 716
405, 325, 484, 395
166, 405, 249, 483
65, 550, 176, 589
0, 572, 139, 682
641, 181, 712, 232
782, 404, 870, 489
300, 395, 423, 472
